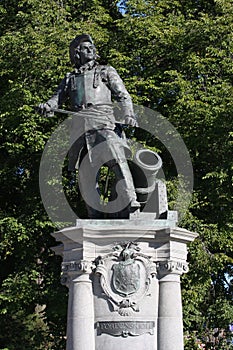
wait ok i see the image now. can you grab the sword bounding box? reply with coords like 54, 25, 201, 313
35, 106, 138, 127
46, 107, 107, 119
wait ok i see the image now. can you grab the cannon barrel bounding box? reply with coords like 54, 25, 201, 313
129, 149, 163, 207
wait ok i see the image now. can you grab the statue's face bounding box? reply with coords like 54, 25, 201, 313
78, 41, 95, 65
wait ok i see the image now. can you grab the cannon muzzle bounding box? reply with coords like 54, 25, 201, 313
129, 149, 162, 205
129, 149, 168, 217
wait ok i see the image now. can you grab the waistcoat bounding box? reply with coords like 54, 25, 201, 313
69, 68, 112, 109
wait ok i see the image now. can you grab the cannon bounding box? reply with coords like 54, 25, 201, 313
129, 149, 168, 219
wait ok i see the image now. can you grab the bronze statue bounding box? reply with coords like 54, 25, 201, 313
38, 34, 140, 218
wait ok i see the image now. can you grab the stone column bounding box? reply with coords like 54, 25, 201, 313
157, 260, 188, 350
62, 260, 95, 350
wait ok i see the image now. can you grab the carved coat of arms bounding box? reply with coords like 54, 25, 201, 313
95, 242, 157, 316
112, 250, 140, 296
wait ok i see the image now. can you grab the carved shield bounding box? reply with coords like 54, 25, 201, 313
112, 261, 140, 296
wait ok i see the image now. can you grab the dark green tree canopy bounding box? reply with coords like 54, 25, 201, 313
0, 0, 232, 349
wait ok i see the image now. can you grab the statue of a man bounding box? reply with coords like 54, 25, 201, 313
39, 34, 140, 218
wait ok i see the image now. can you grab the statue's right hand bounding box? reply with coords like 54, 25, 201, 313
37, 103, 54, 117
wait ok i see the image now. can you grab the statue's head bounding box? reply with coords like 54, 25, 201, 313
69, 34, 98, 67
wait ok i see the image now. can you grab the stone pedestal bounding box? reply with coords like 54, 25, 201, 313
52, 219, 197, 350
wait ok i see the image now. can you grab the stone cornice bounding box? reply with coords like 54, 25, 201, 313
52, 220, 198, 246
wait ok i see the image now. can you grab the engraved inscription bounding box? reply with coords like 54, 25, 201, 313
97, 321, 155, 337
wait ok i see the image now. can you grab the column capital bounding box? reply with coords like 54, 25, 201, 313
61, 260, 95, 286
157, 260, 189, 278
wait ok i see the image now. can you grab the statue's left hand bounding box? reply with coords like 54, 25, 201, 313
124, 116, 138, 127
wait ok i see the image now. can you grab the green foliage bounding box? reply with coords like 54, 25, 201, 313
0, 0, 232, 348
0, 0, 120, 348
